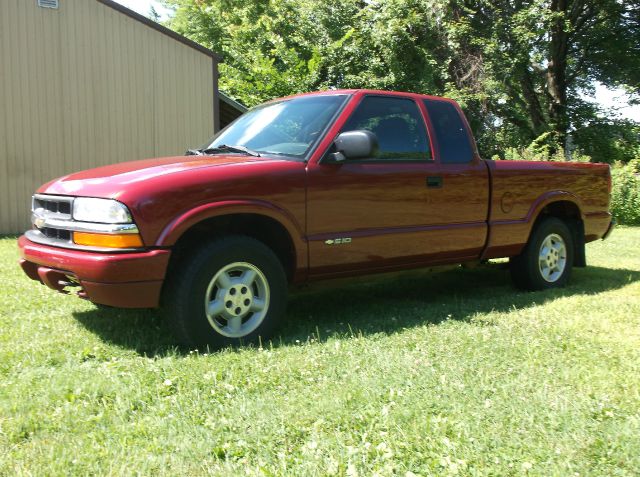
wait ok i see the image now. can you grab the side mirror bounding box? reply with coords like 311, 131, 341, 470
329, 130, 377, 162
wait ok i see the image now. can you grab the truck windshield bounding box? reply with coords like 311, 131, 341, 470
202, 95, 347, 158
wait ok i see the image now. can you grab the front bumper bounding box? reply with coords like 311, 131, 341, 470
18, 235, 171, 308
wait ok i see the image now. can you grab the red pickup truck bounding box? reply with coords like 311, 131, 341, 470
19, 90, 614, 348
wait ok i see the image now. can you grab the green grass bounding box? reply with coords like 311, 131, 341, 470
1, 229, 639, 476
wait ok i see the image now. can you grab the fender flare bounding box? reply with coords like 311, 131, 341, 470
525, 190, 585, 226
155, 199, 307, 270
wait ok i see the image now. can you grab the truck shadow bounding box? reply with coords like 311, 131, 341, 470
72, 263, 639, 356
282, 264, 639, 343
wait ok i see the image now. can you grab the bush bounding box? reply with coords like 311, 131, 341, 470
497, 132, 592, 162
611, 159, 640, 225
501, 146, 591, 162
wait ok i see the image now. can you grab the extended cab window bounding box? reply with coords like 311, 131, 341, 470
341, 96, 431, 161
423, 99, 474, 164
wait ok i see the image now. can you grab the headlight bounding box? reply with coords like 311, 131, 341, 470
72, 198, 132, 223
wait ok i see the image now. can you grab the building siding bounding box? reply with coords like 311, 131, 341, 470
0, 0, 216, 233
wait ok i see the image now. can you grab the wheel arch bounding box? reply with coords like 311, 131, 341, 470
158, 201, 307, 282
527, 193, 586, 267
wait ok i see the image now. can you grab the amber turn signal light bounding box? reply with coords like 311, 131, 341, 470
73, 232, 144, 248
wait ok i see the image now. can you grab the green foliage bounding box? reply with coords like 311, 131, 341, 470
572, 118, 640, 165
2, 230, 640, 474
611, 160, 640, 225
161, 0, 640, 163
500, 132, 591, 162
503, 146, 567, 163
162, 0, 448, 106
441, 0, 640, 160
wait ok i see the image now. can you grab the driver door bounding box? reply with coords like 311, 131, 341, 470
306, 94, 488, 278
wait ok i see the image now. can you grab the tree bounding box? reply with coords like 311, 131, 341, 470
163, 0, 448, 104
148, 5, 161, 22
162, 0, 640, 162
442, 0, 640, 157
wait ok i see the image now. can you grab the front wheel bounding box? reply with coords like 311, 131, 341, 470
510, 217, 574, 290
164, 236, 287, 349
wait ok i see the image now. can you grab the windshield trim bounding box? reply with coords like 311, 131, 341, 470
200, 93, 352, 163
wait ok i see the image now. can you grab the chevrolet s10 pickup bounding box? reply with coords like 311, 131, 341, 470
18, 90, 615, 348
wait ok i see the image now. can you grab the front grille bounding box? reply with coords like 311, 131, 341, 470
31, 194, 75, 245
39, 227, 71, 241
33, 195, 72, 218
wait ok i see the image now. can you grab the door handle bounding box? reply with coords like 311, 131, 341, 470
426, 176, 443, 188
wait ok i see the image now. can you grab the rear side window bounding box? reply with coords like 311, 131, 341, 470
341, 96, 431, 161
423, 100, 473, 163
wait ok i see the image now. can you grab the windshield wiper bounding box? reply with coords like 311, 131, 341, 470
185, 149, 203, 156
201, 144, 261, 157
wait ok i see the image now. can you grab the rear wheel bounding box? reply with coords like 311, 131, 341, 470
164, 236, 287, 349
510, 217, 574, 290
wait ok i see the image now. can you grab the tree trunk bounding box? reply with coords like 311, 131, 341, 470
520, 67, 547, 136
547, 0, 570, 157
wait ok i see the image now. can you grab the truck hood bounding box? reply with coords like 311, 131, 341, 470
37, 153, 307, 247
39, 154, 277, 198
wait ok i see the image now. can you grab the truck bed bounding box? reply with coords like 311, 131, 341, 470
483, 160, 611, 259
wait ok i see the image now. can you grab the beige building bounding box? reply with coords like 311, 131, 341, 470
0, 0, 239, 233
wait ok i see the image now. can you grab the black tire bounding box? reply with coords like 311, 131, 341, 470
510, 217, 574, 291
163, 235, 287, 349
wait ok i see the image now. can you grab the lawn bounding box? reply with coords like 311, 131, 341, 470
1, 228, 639, 476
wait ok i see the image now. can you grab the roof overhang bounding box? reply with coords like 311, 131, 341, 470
96, 0, 222, 61
219, 92, 248, 113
